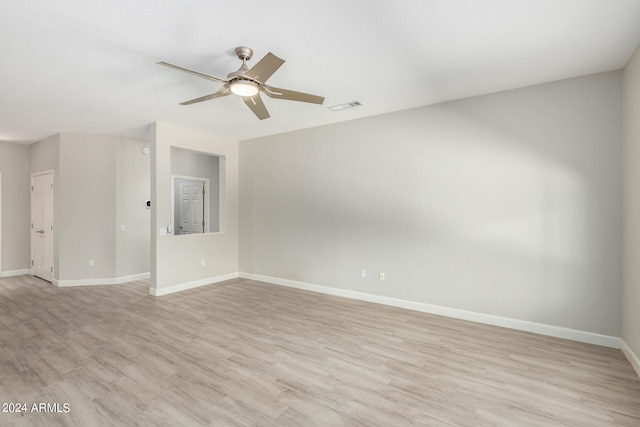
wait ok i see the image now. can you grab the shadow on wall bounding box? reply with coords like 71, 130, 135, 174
242, 72, 621, 335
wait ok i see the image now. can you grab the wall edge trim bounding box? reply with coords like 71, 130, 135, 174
621, 340, 640, 378
1, 269, 30, 278
150, 272, 238, 296
55, 272, 150, 287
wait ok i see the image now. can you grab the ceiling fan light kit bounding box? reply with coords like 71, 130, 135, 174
229, 79, 259, 97
159, 46, 324, 120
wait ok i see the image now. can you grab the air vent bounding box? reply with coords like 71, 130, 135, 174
328, 101, 363, 112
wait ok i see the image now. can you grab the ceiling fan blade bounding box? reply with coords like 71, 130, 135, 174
243, 94, 270, 120
262, 84, 324, 104
243, 53, 285, 83
158, 61, 227, 84
180, 84, 231, 105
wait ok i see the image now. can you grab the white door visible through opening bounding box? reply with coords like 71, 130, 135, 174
178, 180, 205, 234
31, 172, 54, 282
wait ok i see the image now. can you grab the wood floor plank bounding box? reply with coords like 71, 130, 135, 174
0, 275, 639, 426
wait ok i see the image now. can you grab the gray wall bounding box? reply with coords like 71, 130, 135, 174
240, 71, 622, 336
28, 133, 150, 282
30, 134, 60, 173
623, 47, 640, 363
151, 122, 238, 292
59, 134, 117, 280
116, 137, 151, 278
0, 141, 30, 273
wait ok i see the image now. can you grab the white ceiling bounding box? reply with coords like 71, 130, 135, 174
2, 0, 640, 143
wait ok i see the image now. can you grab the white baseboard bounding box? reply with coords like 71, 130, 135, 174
150, 272, 239, 296
54, 272, 150, 287
239, 272, 621, 349
621, 340, 640, 378
1, 269, 30, 278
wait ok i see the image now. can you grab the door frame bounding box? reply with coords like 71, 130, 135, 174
31, 170, 54, 281
171, 174, 210, 235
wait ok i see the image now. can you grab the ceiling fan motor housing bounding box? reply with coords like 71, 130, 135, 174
235, 46, 253, 61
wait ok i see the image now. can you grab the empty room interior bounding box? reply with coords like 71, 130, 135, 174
2, 1, 640, 425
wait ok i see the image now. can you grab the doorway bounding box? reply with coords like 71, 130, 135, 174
173, 176, 210, 235
31, 171, 54, 282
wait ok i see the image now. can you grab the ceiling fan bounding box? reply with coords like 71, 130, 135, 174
158, 47, 324, 120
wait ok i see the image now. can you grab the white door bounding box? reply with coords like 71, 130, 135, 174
178, 180, 204, 234
31, 172, 54, 282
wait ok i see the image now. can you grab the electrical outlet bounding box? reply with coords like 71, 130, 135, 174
360, 268, 366, 278
89, 259, 95, 267
201, 258, 206, 267
379, 272, 385, 281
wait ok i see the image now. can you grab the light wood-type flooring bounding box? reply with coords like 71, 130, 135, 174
1, 275, 639, 426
